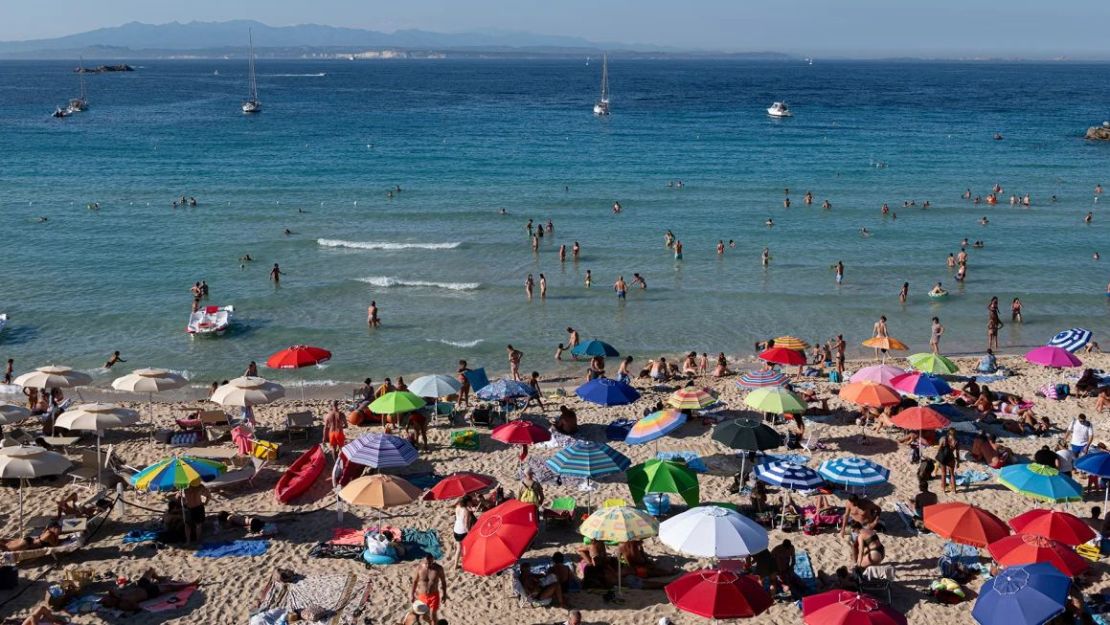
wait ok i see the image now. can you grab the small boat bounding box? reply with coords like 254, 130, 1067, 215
593, 53, 610, 116
242, 29, 262, 114
767, 102, 792, 118
275, 444, 325, 504
52, 106, 69, 118
186, 305, 234, 336
67, 59, 89, 113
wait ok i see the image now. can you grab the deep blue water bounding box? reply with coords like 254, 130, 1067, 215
0, 59, 1108, 388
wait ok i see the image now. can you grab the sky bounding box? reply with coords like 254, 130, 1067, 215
4, 0, 1110, 58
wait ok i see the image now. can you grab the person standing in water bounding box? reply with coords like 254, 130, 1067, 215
584, 270, 592, 288
367, 301, 380, 327
899, 282, 909, 304
559, 244, 567, 262
507, 345, 524, 381
673, 240, 683, 260
835, 261, 844, 285
524, 274, 534, 300
572, 241, 581, 260
1011, 298, 1023, 322
269, 263, 284, 284
539, 274, 547, 299
930, 317, 944, 354
614, 276, 627, 300
631, 273, 647, 289
761, 247, 770, 266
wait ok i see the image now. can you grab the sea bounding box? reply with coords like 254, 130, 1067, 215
0, 58, 1108, 390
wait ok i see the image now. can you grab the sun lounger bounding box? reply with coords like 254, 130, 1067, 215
285, 411, 315, 442
543, 496, 576, 525
181, 446, 239, 461
0, 531, 87, 566
206, 456, 267, 492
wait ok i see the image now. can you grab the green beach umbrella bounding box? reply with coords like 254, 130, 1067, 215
627, 459, 699, 507
369, 390, 426, 415
743, 386, 806, 414
908, 353, 958, 375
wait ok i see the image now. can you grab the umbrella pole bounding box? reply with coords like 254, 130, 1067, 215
19, 479, 25, 534
96, 431, 103, 483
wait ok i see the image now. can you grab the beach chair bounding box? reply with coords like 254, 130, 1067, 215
602, 498, 627, 508
543, 496, 576, 525
285, 411, 315, 442
200, 410, 233, 442
859, 565, 896, 604
464, 368, 491, 396
206, 456, 267, 492
67, 448, 102, 486
467, 404, 494, 428
800, 425, 825, 453
3, 428, 36, 446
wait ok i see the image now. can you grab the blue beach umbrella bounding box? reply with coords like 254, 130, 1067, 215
571, 340, 620, 358
817, 457, 890, 490
1075, 452, 1110, 503
998, 463, 1082, 503
575, 378, 640, 406
476, 378, 536, 402
754, 461, 824, 491
890, 372, 953, 398
972, 562, 1070, 625
341, 433, 419, 469
735, 370, 788, 389
1047, 328, 1092, 353
545, 440, 630, 480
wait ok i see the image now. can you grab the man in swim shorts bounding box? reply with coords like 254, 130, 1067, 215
411, 554, 448, 625
614, 276, 627, 299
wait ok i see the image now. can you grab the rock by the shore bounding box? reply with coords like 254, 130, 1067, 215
1086, 123, 1110, 141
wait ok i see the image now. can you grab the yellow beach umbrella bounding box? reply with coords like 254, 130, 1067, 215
772, 336, 809, 351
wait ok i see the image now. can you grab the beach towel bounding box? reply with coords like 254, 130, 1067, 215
140, 584, 197, 612
656, 451, 708, 473
400, 528, 443, 561
974, 373, 1008, 383
330, 527, 366, 546
893, 502, 920, 535
263, 573, 358, 625
537, 429, 578, 449
517, 458, 562, 485
402, 473, 443, 490
308, 542, 363, 560
955, 469, 992, 487
195, 539, 269, 558
65, 593, 104, 615
793, 551, 818, 593
122, 529, 160, 544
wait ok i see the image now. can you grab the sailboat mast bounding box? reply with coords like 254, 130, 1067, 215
247, 29, 258, 100
78, 57, 87, 100
600, 53, 609, 101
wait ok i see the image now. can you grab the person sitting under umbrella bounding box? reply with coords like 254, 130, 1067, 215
905, 479, 938, 524
617, 539, 676, 580
519, 562, 567, 608
1077, 369, 1101, 396
577, 539, 618, 589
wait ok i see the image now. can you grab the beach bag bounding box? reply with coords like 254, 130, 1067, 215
828, 371, 842, 383
518, 482, 541, 504
1055, 384, 1070, 399
252, 440, 279, 461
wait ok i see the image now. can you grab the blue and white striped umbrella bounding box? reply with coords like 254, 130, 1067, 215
754, 460, 824, 491
818, 457, 890, 488
341, 433, 418, 469
545, 440, 630, 479
476, 378, 537, 401
1047, 328, 1092, 353
736, 370, 788, 389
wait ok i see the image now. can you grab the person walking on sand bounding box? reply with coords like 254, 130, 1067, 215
411, 554, 448, 625
507, 345, 524, 381
367, 300, 380, 327
930, 317, 944, 354
323, 400, 346, 454
269, 263, 284, 284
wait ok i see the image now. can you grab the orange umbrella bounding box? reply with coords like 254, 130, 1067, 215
838, 382, 901, 408
862, 337, 908, 351
924, 502, 1009, 547
772, 336, 809, 351
889, 406, 950, 430
460, 499, 539, 576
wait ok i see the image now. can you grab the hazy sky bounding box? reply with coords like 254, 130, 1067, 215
4, 0, 1110, 58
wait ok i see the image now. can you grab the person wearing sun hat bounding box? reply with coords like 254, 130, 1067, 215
401, 600, 430, 625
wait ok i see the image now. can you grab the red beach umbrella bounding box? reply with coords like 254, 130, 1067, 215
664, 569, 772, 619
491, 420, 551, 461
759, 347, 807, 366
266, 345, 332, 369
460, 499, 538, 576
425, 472, 494, 501
1008, 509, 1096, 546
923, 502, 1009, 547
987, 533, 1089, 576
889, 406, 950, 431
802, 591, 907, 625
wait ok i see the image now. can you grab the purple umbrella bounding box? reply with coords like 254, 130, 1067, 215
341, 433, 418, 469
1025, 346, 1082, 369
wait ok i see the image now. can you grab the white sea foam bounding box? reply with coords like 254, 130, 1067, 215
265, 73, 327, 77
358, 276, 480, 291
426, 338, 484, 348
318, 238, 461, 251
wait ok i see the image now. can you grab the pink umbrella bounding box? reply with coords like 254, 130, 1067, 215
1025, 346, 1082, 369
849, 365, 906, 386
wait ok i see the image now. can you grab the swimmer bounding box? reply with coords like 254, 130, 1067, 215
1095, 252, 1101, 261
860, 227, 871, 237
979, 216, 989, 225
783, 197, 791, 208
899, 282, 909, 303
239, 254, 253, 262
498, 208, 507, 215
584, 270, 592, 288
631, 273, 647, 289
717, 240, 725, 255
946, 253, 956, 267
283, 228, 293, 236
761, 247, 770, 266
765, 218, 774, 227
612, 201, 622, 213
929, 282, 947, 296
1085, 211, 1093, 223
821, 199, 831, 210
834, 261, 844, 284
728, 240, 736, 248
104, 351, 126, 369
35, 216, 48, 222
804, 191, 813, 205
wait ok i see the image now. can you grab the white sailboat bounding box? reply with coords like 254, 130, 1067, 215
593, 53, 610, 116
67, 60, 88, 113
242, 29, 261, 114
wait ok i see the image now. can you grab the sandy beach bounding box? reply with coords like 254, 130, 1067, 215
2, 351, 1108, 624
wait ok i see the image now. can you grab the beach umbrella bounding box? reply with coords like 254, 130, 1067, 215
1047, 328, 1092, 353
802, 591, 907, 625
625, 409, 686, 445
408, 374, 461, 398
838, 382, 900, 408
972, 563, 1069, 625
211, 376, 285, 406
111, 368, 188, 394
759, 347, 806, 366
580, 505, 659, 595
712, 418, 783, 480
339, 474, 421, 526
744, 386, 806, 414
987, 534, 1088, 576
13, 365, 92, 390
666, 569, 773, 620
818, 457, 890, 490
627, 459, 699, 507
862, 336, 908, 352
0, 445, 71, 532
667, 387, 718, 410
1008, 509, 1096, 547
1024, 346, 1082, 369
773, 336, 809, 351
736, 370, 788, 389
1074, 452, 1110, 503
545, 440, 630, 480
571, 339, 619, 358
491, 419, 550, 461
342, 433, 418, 469
890, 372, 952, 397
850, 364, 907, 386
924, 502, 1009, 547
425, 472, 494, 501
130, 456, 226, 492
55, 403, 140, 482
475, 378, 536, 402
368, 390, 426, 415
907, 353, 958, 375
889, 406, 950, 431
755, 460, 824, 491
575, 377, 640, 406
460, 499, 538, 576
0, 404, 31, 425
997, 463, 1082, 503
659, 505, 769, 558
265, 345, 332, 369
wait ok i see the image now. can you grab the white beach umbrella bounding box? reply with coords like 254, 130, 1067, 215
13, 365, 92, 389
0, 445, 72, 532
55, 403, 140, 481
0, 404, 31, 425
659, 505, 769, 559
408, 374, 461, 398
210, 376, 285, 407
111, 368, 188, 394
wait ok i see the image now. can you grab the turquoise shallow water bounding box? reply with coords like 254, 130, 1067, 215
0, 59, 1108, 386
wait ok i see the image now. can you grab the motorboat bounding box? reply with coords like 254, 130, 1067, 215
187, 305, 234, 336
52, 107, 69, 118
242, 29, 262, 114
593, 53, 610, 116
767, 102, 792, 118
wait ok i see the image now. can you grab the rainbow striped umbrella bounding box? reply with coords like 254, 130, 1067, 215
773, 336, 809, 351
668, 387, 718, 410
626, 409, 687, 445
130, 456, 226, 492
736, 370, 788, 389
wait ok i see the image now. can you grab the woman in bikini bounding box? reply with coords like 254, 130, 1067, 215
935, 429, 960, 493
855, 528, 885, 569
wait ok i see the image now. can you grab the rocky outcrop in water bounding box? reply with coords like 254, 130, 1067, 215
1086, 123, 1110, 141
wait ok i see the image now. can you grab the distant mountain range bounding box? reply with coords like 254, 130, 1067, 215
0, 20, 793, 60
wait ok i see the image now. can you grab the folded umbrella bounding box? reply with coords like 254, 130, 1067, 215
1008, 509, 1096, 546
972, 563, 1069, 625
666, 569, 772, 619
575, 378, 640, 406
923, 502, 1009, 547
460, 499, 538, 575
987, 533, 1088, 576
